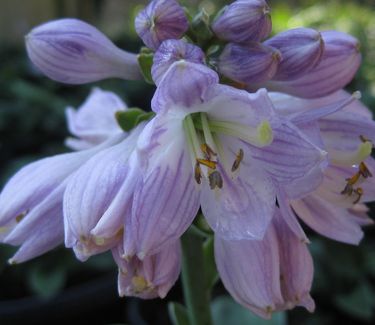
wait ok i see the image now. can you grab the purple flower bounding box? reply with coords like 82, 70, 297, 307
152, 39, 205, 85
218, 42, 281, 84
26, 19, 142, 84
264, 28, 324, 81
112, 240, 181, 299
123, 61, 325, 259
0, 88, 129, 263
215, 210, 314, 319
212, 0, 272, 43
264, 31, 361, 98
65, 87, 127, 150
135, 0, 189, 50
270, 90, 375, 244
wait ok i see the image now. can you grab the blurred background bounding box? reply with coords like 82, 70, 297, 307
0, 0, 374, 324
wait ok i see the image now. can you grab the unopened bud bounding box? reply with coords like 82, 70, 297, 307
26, 19, 141, 84
135, 0, 189, 50
212, 0, 272, 43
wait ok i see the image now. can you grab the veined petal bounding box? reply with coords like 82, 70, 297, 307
65, 87, 126, 150
4, 184, 65, 264
63, 126, 143, 261
201, 136, 275, 240
26, 19, 141, 84
273, 210, 315, 312
151, 61, 219, 114
249, 120, 327, 183
215, 226, 284, 319
291, 194, 364, 245
125, 115, 200, 258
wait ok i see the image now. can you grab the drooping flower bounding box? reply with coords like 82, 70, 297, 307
270, 90, 375, 244
215, 209, 314, 319
135, 0, 189, 50
112, 240, 181, 299
123, 58, 326, 259
26, 19, 142, 84
0, 88, 129, 263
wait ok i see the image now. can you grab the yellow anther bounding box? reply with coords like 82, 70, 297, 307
94, 236, 106, 246
359, 162, 373, 178
0, 227, 7, 234
201, 143, 217, 160
194, 161, 202, 184
131, 276, 149, 293
231, 148, 244, 172
197, 158, 217, 170
353, 188, 363, 204
208, 170, 223, 190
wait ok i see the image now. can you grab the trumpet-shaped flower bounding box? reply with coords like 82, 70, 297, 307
123, 59, 326, 259
0, 88, 130, 263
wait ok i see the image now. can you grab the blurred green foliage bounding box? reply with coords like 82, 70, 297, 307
0, 0, 374, 324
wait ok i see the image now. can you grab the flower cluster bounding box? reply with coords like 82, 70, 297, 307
1, 0, 374, 319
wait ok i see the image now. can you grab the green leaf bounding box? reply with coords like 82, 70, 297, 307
211, 296, 287, 325
138, 52, 154, 84
116, 108, 155, 132
334, 281, 375, 320
28, 265, 66, 298
168, 302, 190, 325
203, 236, 219, 290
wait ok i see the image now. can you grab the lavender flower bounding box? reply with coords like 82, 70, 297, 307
152, 39, 205, 85
270, 90, 375, 244
65, 87, 127, 150
0, 88, 128, 263
218, 42, 281, 84
135, 0, 189, 50
123, 60, 325, 259
112, 241, 181, 298
264, 28, 324, 81
265, 31, 361, 98
212, 0, 272, 43
26, 19, 142, 84
215, 210, 314, 319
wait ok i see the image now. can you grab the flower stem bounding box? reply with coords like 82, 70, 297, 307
181, 228, 213, 325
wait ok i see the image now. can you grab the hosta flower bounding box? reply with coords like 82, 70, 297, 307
215, 210, 314, 319
123, 60, 326, 259
271, 90, 375, 244
0, 88, 129, 263
212, 0, 272, 43
112, 240, 181, 299
135, 0, 189, 50
263, 31, 361, 98
26, 19, 142, 84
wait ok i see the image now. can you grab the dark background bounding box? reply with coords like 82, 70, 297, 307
0, 0, 374, 324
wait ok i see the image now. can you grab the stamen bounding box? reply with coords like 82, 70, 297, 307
15, 210, 28, 223
353, 188, 363, 204
194, 160, 202, 184
231, 148, 244, 172
131, 276, 149, 293
208, 170, 223, 189
197, 158, 217, 169
359, 162, 372, 178
201, 143, 217, 160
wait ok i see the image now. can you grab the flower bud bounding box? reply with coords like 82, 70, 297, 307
152, 39, 205, 85
135, 0, 189, 50
266, 31, 361, 98
26, 19, 141, 84
265, 28, 324, 81
212, 0, 272, 43
113, 241, 181, 299
218, 42, 281, 84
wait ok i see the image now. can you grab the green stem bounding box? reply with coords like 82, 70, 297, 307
181, 228, 213, 325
